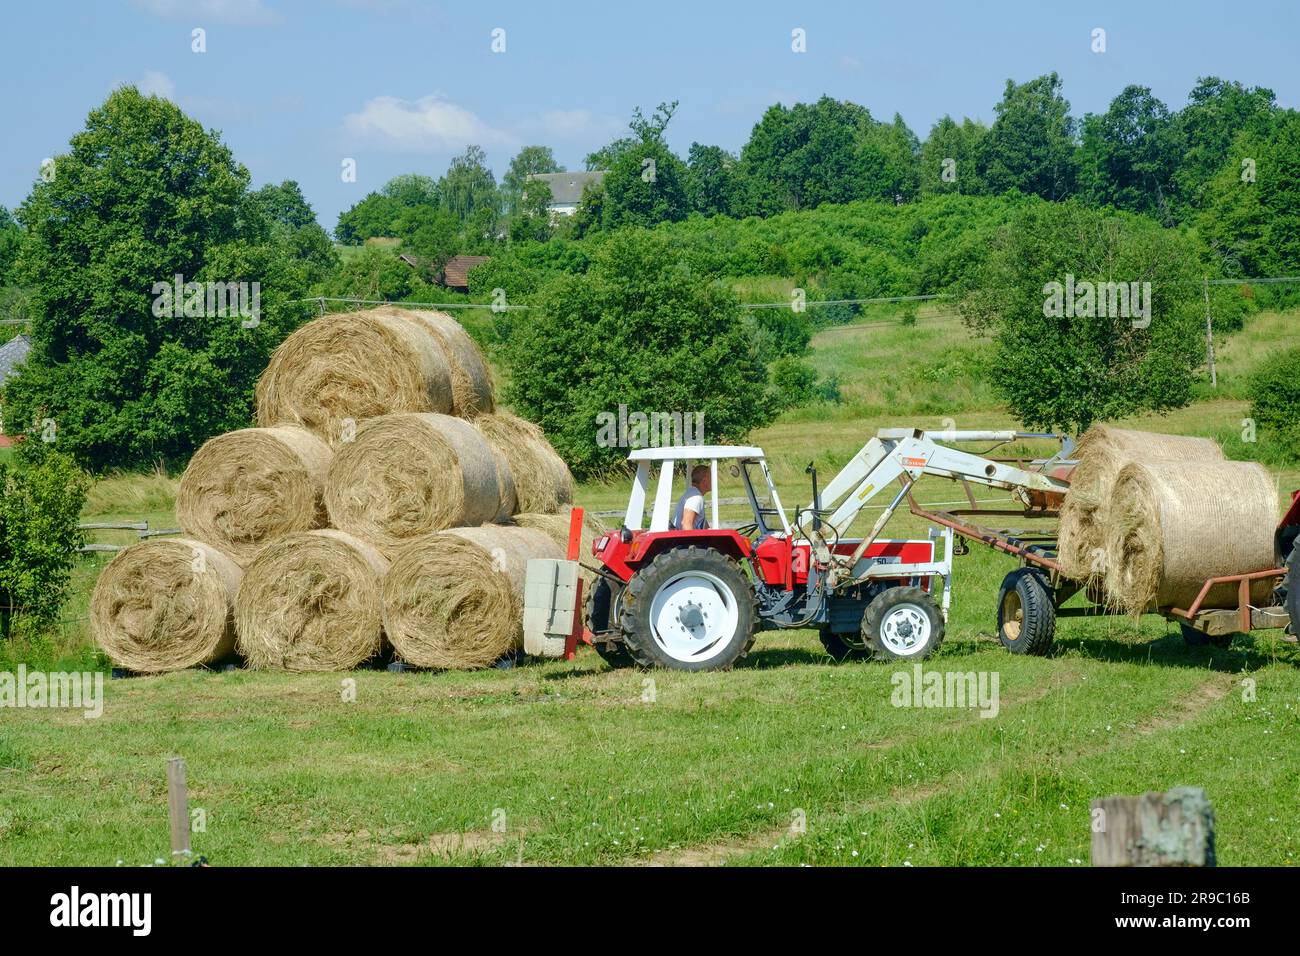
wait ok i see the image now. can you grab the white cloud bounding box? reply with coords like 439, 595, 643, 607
138, 70, 177, 100
839, 55, 863, 72
342, 93, 513, 152
131, 0, 279, 25
518, 109, 623, 141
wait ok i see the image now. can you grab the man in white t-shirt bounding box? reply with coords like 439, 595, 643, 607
673, 464, 712, 530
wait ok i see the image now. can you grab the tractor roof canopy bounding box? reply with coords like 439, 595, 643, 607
627, 445, 765, 462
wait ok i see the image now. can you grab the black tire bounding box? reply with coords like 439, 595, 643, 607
1179, 623, 1233, 649
618, 547, 756, 671
861, 586, 945, 661
818, 627, 867, 662
1285, 537, 1300, 638
585, 577, 634, 668
997, 568, 1056, 655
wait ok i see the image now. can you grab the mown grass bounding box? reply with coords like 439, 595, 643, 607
1, 306, 1297, 865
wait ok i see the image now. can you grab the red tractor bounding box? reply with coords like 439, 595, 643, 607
523, 430, 1072, 671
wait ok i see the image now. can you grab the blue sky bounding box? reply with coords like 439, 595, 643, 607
2, 0, 1297, 233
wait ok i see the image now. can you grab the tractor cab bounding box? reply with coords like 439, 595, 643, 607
620, 445, 790, 537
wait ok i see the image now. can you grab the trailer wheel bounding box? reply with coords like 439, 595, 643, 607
1179, 623, 1233, 649
997, 568, 1056, 655
862, 587, 945, 661
585, 577, 634, 668
618, 547, 756, 671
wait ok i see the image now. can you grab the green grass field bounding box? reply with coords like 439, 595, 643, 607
2, 307, 1298, 866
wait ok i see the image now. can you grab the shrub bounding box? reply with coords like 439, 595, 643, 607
0, 446, 89, 639
1247, 346, 1300, 461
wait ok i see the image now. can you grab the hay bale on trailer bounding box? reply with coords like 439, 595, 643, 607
324, 412, 508, 555
1103, 459, 1278, 615
382, 525, 561, 669
235, 529, 388, 671
254, 309, 454, 447
1057, 425, 1225, 581
176, 426, 331, 566
91, 539, 241, 673
472, 412, 574, 515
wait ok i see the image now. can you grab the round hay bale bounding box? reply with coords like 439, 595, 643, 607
324, 412, 505, 554
235, 529, 388, 671
472, 412, 574, 515
1103, 459, 1278, 615
91, 539, 241, 674
255, 309, 453, 447
177, 426, 332, 566
383, 525, 561, 669
512, 507, 609, 589
1057, 426, 1224, 579
390, 308, 495, 418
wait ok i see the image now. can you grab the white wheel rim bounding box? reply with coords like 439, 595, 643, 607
879, 603, 932, 656
648, 570, 740, 664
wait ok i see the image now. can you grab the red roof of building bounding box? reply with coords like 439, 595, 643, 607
441, 255, 490, 289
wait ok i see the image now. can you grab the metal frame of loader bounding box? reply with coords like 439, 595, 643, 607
907, 479, 1299, 646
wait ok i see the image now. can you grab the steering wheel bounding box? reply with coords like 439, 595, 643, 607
734, 522, 760, 538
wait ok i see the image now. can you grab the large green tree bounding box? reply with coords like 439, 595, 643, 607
1198, 110, 1300, 277
978, 73, 1078, 200
1077, 86, 1183, 221
594, 102, 689, 230
438, 145, 499, 222
0, 206, 21, 287
1174, 76, 1277, 212
3, 86, 312, 470
505, 230, 770, 478
685, 143, 741, 217
919, 116, 987, 197
961, 200, 1205, 434
502, 145, 562, 215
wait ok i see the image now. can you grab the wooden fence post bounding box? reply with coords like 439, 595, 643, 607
167, 757, 191, 860
1090, 786, 1215, 867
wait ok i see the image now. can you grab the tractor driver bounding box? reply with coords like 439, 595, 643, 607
673, 464, 711, 530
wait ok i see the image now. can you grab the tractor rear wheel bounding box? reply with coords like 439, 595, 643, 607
585, 577, 634, 668
862, 587, 945, 661
997, 568, 1056, 655
618, 547, 755, 671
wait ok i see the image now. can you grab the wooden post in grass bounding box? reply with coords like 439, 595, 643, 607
167, 758, 191, 860
1090, 787, 1215, 867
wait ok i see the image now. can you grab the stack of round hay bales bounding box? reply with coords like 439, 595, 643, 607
91, 539, 241, 673
382, 525, 562, 669
91, 306, 583, 674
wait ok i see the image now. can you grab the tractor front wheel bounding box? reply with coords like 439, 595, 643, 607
819, 627, 868, 662
618, 547, 756, 671
1285, 537, 1300, 639
862, 587, 945, 661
